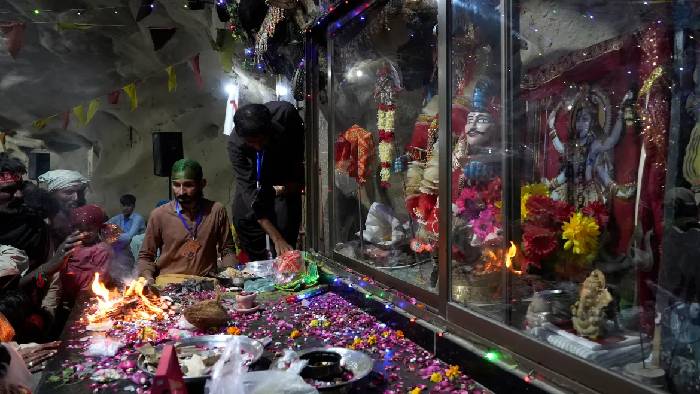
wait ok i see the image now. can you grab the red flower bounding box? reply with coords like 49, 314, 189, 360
481, 177, 502, 205
582, 201, 609, 228
525, 195, 556, 220
522, 223, 558, 261
525, 195, 574, 226
553, 200, 575, 224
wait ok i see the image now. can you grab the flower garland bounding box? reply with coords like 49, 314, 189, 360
377, 103, 396, 188
374, 65, 401, 188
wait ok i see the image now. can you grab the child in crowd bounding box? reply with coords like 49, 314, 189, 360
60, 205, 114, 305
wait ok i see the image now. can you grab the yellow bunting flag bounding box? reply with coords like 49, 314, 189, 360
166, 66, 177, 93
31, 114, 56, 129
73, 105, 86, 125
56, 22, 94, 31
32, 118, 48, 129
86, 99, 100, 124
123, 83, 138, 111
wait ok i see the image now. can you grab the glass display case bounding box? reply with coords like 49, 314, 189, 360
305, 0, 700, 393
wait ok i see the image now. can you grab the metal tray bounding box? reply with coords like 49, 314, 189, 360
296, 347, 374, 391
137, 335, 264, 382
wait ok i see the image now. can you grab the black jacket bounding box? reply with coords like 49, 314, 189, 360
228, 101, 304, 222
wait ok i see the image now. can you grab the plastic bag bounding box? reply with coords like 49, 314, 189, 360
244, 371, 318, 394
207, 340, 317, 394
360, 202, 408, 246
205, 336, 248, 394
85, 335, 124, 357
274, 250, 303, 285
247, 350, 315, 393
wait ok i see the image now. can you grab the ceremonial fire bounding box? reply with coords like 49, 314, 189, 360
480, 242, 523, 275
87, 273, 165, 323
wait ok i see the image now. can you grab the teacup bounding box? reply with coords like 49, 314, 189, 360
236, 291, 257, 309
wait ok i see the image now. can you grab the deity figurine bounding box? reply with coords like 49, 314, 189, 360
452, 79, 501, 189
571, 269, 613, 339
547, 86, 634, 209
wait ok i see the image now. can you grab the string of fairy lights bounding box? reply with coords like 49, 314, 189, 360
298, 251, 540, 385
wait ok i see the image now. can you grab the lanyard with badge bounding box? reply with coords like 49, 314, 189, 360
256, 151, 273, 258
176, 200, 203, 259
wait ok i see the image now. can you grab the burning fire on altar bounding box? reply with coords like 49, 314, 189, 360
86, 273, 171, 324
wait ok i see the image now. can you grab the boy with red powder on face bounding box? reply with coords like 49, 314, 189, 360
60, 204, 115, 306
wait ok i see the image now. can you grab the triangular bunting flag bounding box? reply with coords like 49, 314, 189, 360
73, 105, 86, 125
0, 22, 26, 59
123, 83, 138, 111
86, 99, 100, 124
62, 111, 70, 129
108, 90, 120, 105
166, 66, 177, 93
149, 27, 177, 51
190, 54, 203, 89
56, 22, 95, 30
223, 83, 238, 136
215, 29, 236, 72
32, 118, 49, 130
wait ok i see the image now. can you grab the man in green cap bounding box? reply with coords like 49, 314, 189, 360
137, 159, 236, 284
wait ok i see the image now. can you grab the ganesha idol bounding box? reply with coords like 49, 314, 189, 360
452, 79, 504, 248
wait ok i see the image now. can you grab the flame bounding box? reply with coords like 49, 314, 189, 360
479, 242, 523, 276
504, 241, 522, 275
86, 274, 165, 324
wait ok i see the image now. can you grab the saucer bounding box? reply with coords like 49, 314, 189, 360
235, 303, 261, 314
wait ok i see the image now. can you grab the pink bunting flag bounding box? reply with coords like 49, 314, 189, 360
108, 90, 120, 105
62, 111, 70, 129
190, 53, 203, 90
0, 22, 26, 59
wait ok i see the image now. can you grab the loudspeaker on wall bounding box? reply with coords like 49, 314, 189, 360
152, 132, 183, 177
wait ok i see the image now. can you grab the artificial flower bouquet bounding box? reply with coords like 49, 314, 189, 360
454, 177, 503, 246
520, 183, 608, 277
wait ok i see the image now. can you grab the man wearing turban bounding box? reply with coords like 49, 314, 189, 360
38, 169, 89, 244
0, 154, 83, 336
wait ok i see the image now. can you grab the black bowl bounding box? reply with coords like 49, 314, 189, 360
300, 351, 343, 381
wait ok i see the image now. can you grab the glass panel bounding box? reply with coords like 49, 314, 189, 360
328, 0, 439, 292
448, 1, 699, 391
448, 2, 506, 321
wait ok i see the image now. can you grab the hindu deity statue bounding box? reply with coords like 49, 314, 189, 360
548, 86, 634, 210
452, 79, 501, 188
572, 269, 613, 339
451, 79, 503, 250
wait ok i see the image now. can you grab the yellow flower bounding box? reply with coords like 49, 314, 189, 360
395, 330, 404, 339
520, 183, 549, 219
382, 330, 391, 338
445, 365, 460, 380
367, 335, 377, 346
409, 388, 422, 394
226, 326, 241, 335
322, 320, 331, 327
290, 329, 302, 339
348, 337, 363, 349
430, 372, 443, 383
562, 212, 600, 256
309, 319, 319, 327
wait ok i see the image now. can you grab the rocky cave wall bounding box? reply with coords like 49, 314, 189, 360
0, 0, 284, 218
